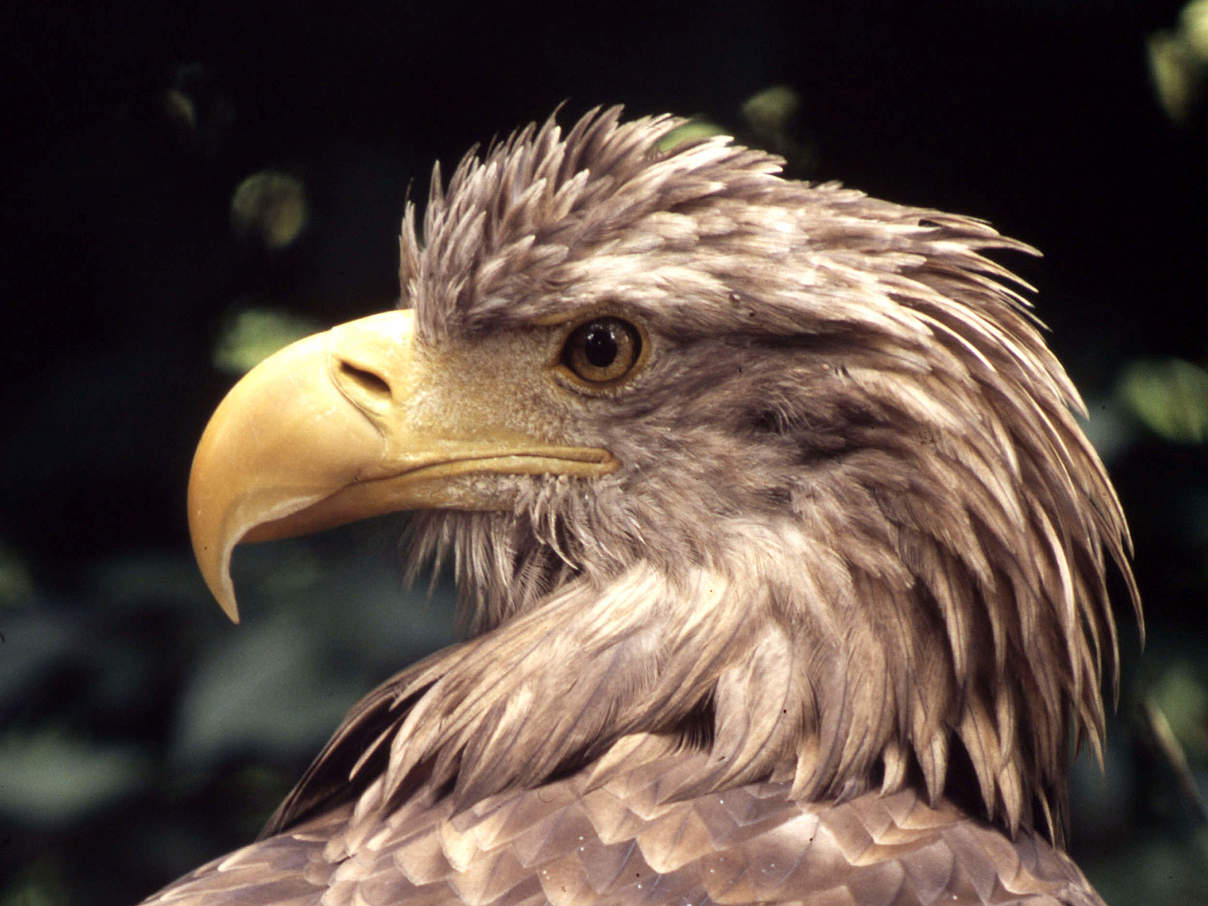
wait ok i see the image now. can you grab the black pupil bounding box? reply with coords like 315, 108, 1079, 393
583, 322, 619, 367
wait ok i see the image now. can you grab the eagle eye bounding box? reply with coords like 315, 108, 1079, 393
561, 317, 642, 385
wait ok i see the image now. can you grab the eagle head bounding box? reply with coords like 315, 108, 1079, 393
188, 108, 1138, 844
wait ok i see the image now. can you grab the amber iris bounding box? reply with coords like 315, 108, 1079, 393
562, 317, 641, 384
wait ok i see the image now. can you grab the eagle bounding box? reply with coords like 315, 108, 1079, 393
145, 108, 1139, 906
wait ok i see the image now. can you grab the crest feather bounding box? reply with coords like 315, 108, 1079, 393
381, 108, 1142, 840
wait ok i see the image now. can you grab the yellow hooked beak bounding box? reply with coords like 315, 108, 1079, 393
188, 309, 616, 622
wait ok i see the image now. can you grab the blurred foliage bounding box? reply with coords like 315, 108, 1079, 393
739, 85, 817, 174
657, 118, 728, 150
1118, 357, 1208, 443
212, 308, 322, 375
230, 171, 309, 251
0, 530, 454, 905
1149, 0, 1208, 123
1150, 663, 1208, 759
0, 546, 35, 608
660, 86, 815, 176
0, 730, 147, 828
4, 1, 1208, 904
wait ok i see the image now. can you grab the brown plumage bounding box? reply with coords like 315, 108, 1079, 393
146, 108, 1139, 905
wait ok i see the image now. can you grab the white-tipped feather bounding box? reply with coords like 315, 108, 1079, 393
146, 108, 1138, 906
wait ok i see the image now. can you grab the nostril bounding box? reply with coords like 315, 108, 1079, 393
337, 360, 392, 398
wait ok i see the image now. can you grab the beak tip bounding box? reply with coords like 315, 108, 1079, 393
214, 577, 241, 624
192, 527, 243, 625
207, 569, 242, 624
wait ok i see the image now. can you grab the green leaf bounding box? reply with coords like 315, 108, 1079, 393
1118, 358, 1208, 443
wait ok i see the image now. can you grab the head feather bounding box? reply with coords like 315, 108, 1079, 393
383, 107, 1141, 840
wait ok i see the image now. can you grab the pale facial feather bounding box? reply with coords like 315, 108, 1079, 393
327, 107, 1141, 843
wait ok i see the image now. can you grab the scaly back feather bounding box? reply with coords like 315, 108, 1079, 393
339, 107, 1138, 842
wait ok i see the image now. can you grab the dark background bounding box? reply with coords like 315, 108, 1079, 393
2, 1, 1206, 903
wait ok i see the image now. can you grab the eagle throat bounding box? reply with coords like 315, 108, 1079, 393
276, 108, 1137, 847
